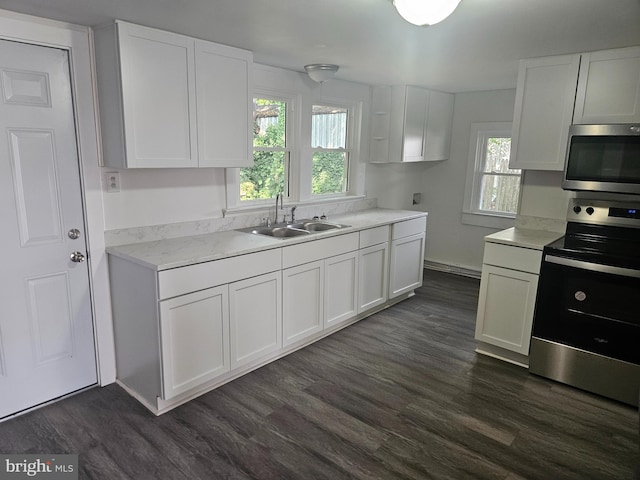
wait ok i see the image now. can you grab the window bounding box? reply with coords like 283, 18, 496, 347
463, 122, 521, 227
311, 104, 349, 195
239, 97, 290, 201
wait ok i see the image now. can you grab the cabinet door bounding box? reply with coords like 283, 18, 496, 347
283, 260, 324, 346
475, 265, 538, 355
195, 40, 253, 167
402, 86, 429, 162
159, 285, 229, 400
358, 242, 389, 313
574, 46, 640, 124
424, 90, 454, 161
229, 271, 281, 368
389, 232, 425, 299
509, 55, 580, 171
325, 251, 359, 329
117, 22, 198, 168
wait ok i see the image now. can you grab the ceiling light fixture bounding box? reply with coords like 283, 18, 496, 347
304, 64, 339, 83
393, 0, 462, 26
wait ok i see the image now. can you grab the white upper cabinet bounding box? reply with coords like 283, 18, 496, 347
370, 85, 453, 163
94, 21, 253, 168
509, 54, 581, 171
573, 46, 640, 124
195, 40, 253, 167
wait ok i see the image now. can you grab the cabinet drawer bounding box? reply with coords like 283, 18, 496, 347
359, 225, 390, 248
482, 242, 542, 274
158, 248, 281, 299
282, 233, 359, 269
392, 216, 427, 240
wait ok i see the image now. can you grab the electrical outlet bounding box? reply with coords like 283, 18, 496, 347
412, 193, 421, 205
106, 171, 120, 193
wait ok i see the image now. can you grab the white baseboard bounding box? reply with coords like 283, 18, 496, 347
424, 260, 481, 279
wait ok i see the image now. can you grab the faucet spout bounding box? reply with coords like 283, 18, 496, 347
275, 193, 282, 224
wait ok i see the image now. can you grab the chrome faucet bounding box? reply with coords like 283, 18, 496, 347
290, 205, 297, 223
275, 193, 283, 224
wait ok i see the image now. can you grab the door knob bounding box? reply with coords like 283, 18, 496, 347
68, 228, 81, 239
70, 251, 85, 263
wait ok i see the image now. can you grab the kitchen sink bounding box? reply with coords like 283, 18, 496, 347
237, 219, 350, 238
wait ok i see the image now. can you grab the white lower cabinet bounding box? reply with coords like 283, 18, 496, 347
389, 216, 427, 299
283, 260, 324, 346
159, 285, 230, 399
229, 271, 282, 369
358, 242, 389, 313
475, 265, 539, 355
324, 251, 359, 329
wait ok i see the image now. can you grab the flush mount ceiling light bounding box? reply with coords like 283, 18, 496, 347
393, 0, 462, 26
304, 64, 339, 83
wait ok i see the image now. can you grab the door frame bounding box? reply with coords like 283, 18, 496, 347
0, 9, 116, 385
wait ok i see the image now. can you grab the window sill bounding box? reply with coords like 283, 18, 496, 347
461, 211, 516, 230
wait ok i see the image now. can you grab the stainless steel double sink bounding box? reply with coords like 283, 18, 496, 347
238, 219, 350, 238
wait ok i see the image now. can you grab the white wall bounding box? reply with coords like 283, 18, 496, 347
101, 64, 371, 231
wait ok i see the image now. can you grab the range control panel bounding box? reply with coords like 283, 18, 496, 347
568, 199, 640, 228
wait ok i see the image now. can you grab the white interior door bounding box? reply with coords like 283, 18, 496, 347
0, 39, 97, 419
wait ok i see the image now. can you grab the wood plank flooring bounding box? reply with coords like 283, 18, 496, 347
1, 270, 638, 479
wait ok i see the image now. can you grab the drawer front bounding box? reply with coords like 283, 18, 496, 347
359, 225, 390, 248
282, 232, 359, 269
482, 242, 542, 274
391, 216, 427, 240
158, 248, 282, 299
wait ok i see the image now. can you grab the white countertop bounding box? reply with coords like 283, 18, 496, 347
484, 227, 563, 250
107, 208, 427, 271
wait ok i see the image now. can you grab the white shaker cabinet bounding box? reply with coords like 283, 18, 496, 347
229, 272, 282, 369
282, 260, 324, 346
159, 285, 230, 399
324, 251, 359, 329
475, 241, 542, 365
573, 46, 640, 124
389, 217, 427, 299
358, 226, 389, 313
93, 21, 253, 168
509, 54, 581, 171
370, 86, 453, 163
195, 40, 253, 167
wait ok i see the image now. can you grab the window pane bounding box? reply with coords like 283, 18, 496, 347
254, 99, 286, 148
479, 174, 521, 214
240, 151, 287, 200
484, 137, 519, 174
312, 152, 347, 195
312, 105, 347, 148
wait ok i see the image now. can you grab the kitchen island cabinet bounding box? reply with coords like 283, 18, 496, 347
107, 209, 427, 414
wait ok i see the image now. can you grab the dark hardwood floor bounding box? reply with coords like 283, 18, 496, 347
1, 270, 638, 479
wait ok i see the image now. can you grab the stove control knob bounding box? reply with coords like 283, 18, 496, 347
573, 206, 582, 214
586, 207, 595, 215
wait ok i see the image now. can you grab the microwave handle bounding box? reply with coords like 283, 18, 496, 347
545, 255, 640, 279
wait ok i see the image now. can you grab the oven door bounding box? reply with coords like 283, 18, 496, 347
533, 254, 640, 365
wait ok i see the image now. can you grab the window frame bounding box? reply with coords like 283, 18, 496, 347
462, 122, 521, 229
310, 102, 351, 198
226, 90, 299, 211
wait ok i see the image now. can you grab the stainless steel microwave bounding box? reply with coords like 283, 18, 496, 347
563, 124, 640, 194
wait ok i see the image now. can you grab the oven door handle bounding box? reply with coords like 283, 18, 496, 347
545, 254, 640, 278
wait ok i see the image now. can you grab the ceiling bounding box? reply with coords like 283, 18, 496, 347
1, 0, 640, 92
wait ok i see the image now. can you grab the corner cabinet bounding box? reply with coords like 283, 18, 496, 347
508, 55, 581, 171
475, 242, 542, 366
370, 85, 453, 163
573, 46, 640, 124
93, 21, 253, 168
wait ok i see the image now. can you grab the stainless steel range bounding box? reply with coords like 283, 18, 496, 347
530, 199, 640, 407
